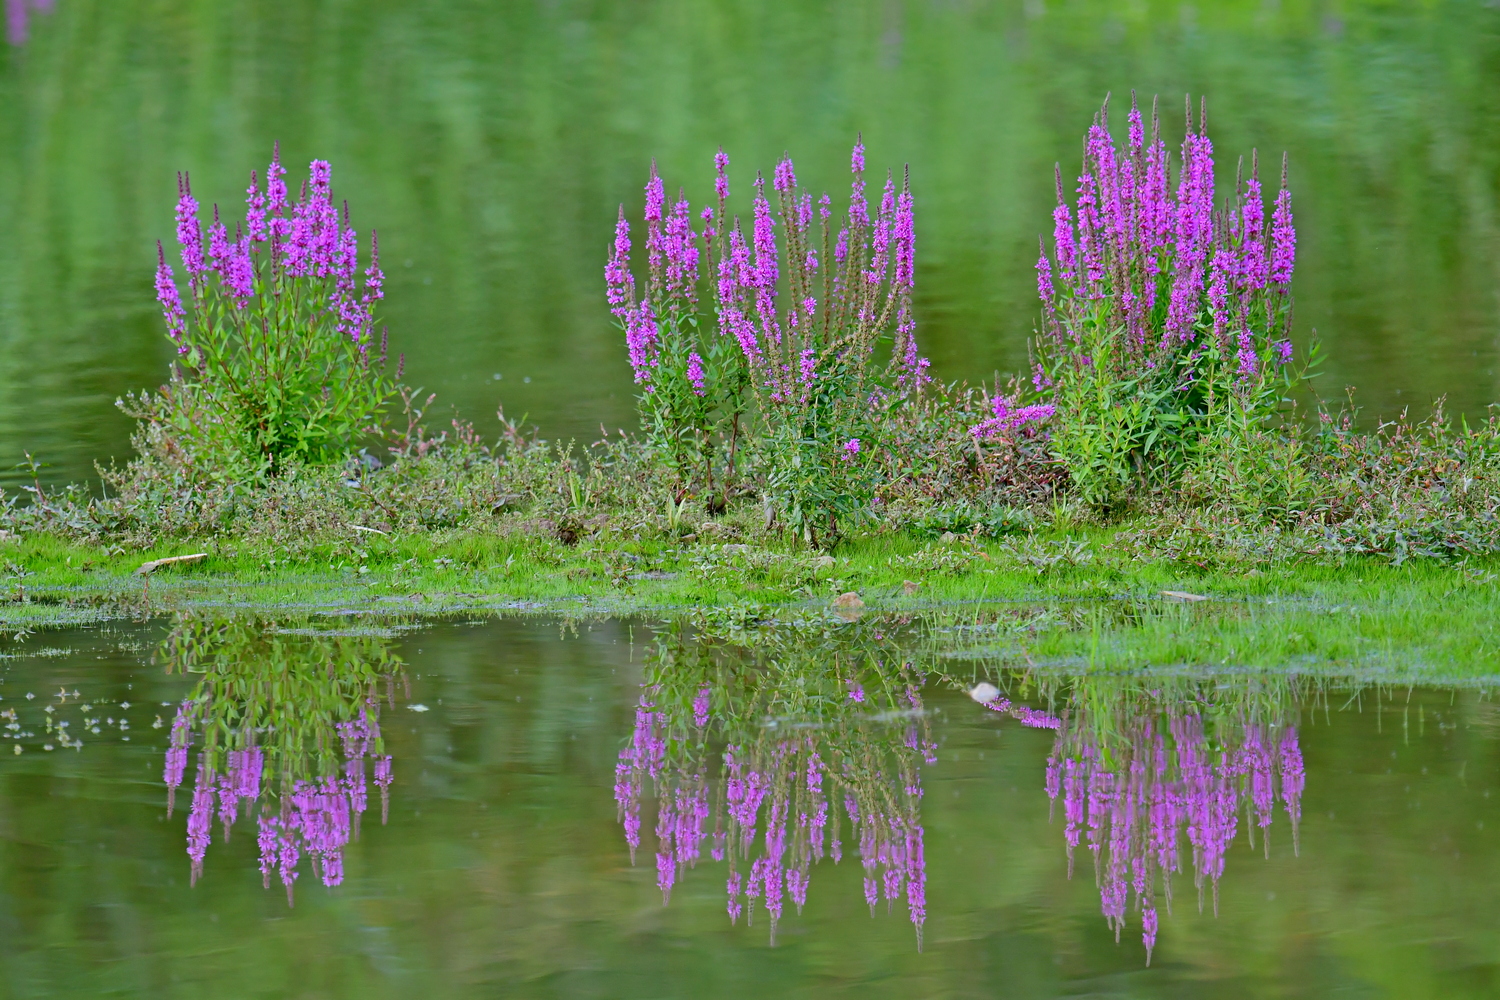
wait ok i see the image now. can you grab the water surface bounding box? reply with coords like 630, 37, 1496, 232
1, 613, 1497, 997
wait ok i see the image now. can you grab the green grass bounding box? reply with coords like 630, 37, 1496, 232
4, 526, 1499, 682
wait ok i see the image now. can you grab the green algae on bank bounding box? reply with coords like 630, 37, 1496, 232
4, 528, 1500, 682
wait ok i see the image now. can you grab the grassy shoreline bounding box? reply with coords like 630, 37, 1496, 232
5, 527, 1499, 682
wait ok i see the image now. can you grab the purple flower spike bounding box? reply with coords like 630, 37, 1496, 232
1240, 175, 1268, 291
727, 871, 744, 923
1052, 167, 1078, 285
773, 156, 797, 194
971, 395, 1054, 441
664, 198, 699, 303
1237, 327, 1259, 379
1036, 240, 1055, 303
626, 302, 660, 385
265, 145, 290, 237
893, 184, 916, 291
905, 824, 926, 944
257, 815, 279, 889
1270, 180, 1296, 286
154, 242, 187, 349
174, 174, 206, 292
207, 205, 231, 273
186, 762, 214, 885
1010, 705, 1062, 730
644, 162, 665, 224
842, 438, 861, 461
799, 348, 817, 387
364, 231, 385, 305
224, 236, 255, 307
606, 206, 636, 321
1279, 728, 1305, 837
692, 686, 711, 728
245, 169, 267, 243
375, 754, 393, 825
714, 147, 730, 203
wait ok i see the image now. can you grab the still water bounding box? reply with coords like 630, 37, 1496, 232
1, 612, 1496, 998
2, 1, 1500, 484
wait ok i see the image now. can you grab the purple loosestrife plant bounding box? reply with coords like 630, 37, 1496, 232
606, 139, 927, 544
145, 147, 398, 479
1030, 96, 1315, 509
742, 144, 925, 545
606, 164, 732, 499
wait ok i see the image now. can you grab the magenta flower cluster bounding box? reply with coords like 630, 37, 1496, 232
974, 690, 1064, 730
1043, 706, 1305, 965
1038, 95, 1298, 383
605, 139, 926, 416
181, 744, 264, 887
155, 147, 386, 359
970, 395, 1057, 442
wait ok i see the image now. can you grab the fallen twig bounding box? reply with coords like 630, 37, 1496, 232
135, 553, 209, 576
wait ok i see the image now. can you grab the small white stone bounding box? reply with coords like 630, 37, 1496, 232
969, 682, 1002, 704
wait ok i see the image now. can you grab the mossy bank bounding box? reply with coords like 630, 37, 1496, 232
6, 526, 1500, 685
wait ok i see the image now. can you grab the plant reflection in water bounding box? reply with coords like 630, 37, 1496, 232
614, 623, 950, 948
1000, 677, 1306, 964
620, 614, 1311, 960
157, 614, 405, 903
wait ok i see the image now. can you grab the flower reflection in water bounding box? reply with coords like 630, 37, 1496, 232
615, 629, 935, 947
1033, 680, 1305, 964
158, 614, 405, 903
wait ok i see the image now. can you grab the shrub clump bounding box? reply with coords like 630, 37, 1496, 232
144, 147, 398, 480
1031, 95, 1310, 509
605, 140, 928, 544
